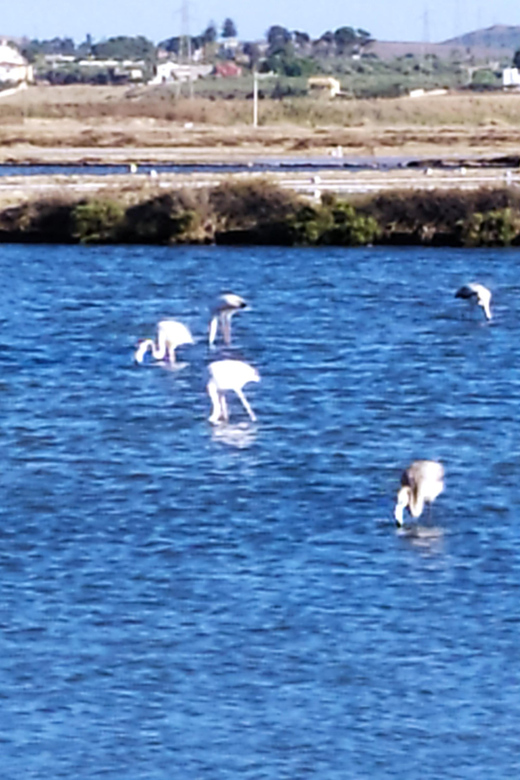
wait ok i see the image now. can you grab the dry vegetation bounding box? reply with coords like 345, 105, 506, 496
2, 179, 519, 247
1, 85, 519, 246
1, 85, 520, 162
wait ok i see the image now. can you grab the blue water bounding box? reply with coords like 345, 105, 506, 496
2, 243, 520, 779
0, 163, 255, 176
0, 158, 401, 177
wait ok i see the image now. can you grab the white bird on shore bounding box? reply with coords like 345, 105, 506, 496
209, 293, 248, 347
455, 283, 492, 321
135, 319, 194, 364
207, 359, 260, 424
394, 460, 445, 527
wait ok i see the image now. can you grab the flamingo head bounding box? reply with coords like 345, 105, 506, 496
134, 339, 152, 364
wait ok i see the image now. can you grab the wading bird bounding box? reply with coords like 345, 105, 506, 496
209, 293, 248, 346
207, 359, 260, 424
455, 283, 492, 321
134, 320, 194, 364
394, 460, 445, 527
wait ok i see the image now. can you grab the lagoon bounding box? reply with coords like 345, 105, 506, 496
2, 243, 520, 778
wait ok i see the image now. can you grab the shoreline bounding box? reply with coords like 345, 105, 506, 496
2, 139, 520, 168
1, 177, 519, 248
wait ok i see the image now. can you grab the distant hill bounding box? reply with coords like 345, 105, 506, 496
366, 25, 518, 62
442, 24, 520, 53
365, 39, 507, 62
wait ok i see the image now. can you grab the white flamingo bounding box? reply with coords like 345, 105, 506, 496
135, 319, 194, 364
207, 359, 260, 424
394, 460, 445, 527
455, 283, 492, 320
209, 293, 248, 346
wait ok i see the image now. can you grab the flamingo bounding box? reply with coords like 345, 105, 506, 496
455, 283, 492, 321
209, 293, 248, 347
207, 359, 260, 424
394, 460, 445, 527
135, 319, 194, 364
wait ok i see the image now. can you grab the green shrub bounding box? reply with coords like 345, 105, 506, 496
322, 201, 380, 245
471, 69, 500, 87
289, 203, 335, 243
460, 208, 519, 247
73, 199, 125, 243
288, 198, 380, 245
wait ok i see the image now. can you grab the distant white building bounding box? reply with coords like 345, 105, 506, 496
77, 58, 145, 81
307, 76, 342, 97
0, 41, 33, 84
503, 67, 520, 87
149, 61, 212, 84
409, 88, 449, 98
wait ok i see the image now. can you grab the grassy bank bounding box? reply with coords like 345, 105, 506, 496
2, 87, 520, 163
3, 86, 520, 127
2, 180, 520, 247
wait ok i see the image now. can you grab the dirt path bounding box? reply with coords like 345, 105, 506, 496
0, 165, 516, 211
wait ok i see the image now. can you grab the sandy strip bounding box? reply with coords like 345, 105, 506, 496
0, 165, 516, 209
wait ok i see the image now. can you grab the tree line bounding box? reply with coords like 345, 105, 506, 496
20, 19, 237, 63
20, 22, 372, 65
16, 21, 376, 85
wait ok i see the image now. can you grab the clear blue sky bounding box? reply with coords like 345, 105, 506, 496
2, 0, 519, 44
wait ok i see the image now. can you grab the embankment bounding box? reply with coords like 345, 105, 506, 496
1, 179, 520, 247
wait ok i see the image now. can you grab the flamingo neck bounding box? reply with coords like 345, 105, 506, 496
408, 487, 425, 519
151, 340, 167, 360
395, 486, 410, 525
135, 339, 153, 363
209, 316, 219, 346
481, 302, 492, 320
135, 338, 168, 363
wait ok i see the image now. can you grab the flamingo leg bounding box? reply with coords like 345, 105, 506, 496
208, 380, 224, 424
220, 393, 229, 422
235, 388, 256, 422
222, 314, 232, 345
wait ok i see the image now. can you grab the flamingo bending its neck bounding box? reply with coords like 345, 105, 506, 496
394, 460, 445, 527
209, 293, 248, 347
207, 359, 260, 424
135, 320, 194, 364
455, 283, 492, 321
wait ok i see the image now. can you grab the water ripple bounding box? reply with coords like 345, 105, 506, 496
1, 244, 520, 779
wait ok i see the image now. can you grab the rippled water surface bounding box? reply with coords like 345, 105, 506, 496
0, 158, 397, 177
2, 243, 520, 779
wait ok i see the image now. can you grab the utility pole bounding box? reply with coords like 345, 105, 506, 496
180, 0, 193, 98
421, 6, 430, 82
253, 70, 258, 127
252, 71, 274, 127
422, 6, 430, 43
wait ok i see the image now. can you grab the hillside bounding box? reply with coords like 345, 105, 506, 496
366, 24, 520, 61
442, 24, 520, 53
364, 39, 507, 61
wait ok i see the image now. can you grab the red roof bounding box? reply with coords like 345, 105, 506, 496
213, 62, 242, 78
